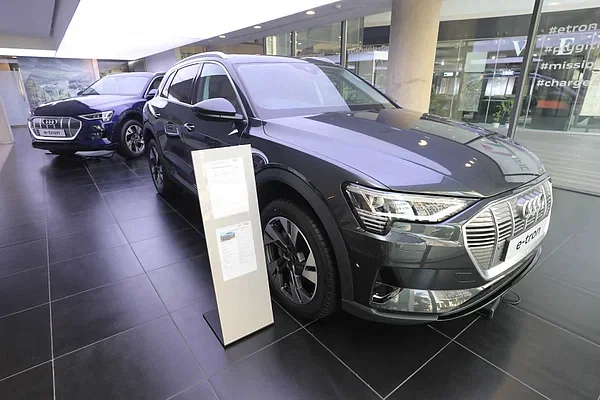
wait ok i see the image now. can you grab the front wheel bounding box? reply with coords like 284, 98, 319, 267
117, 120, 145, 159
147, 139, 179, 198
261, 198, 340, 320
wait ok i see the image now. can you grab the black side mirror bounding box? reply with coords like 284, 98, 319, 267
77, 90, 83, 96
146, 89, 158, 100
191, 98, 243, 121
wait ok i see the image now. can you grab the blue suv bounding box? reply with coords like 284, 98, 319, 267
29, 72, 163, 158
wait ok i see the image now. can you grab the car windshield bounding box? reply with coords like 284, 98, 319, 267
80, 75, 150, 96
234, 62, 396, 119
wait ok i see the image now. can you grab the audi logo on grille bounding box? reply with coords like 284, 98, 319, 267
518, 193, 545, 219
42, 118, 59, 125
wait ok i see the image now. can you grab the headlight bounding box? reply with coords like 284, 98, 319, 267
80, 110, 114, 122
346, 184, 475, 234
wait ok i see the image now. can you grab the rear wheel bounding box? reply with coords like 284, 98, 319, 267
261, 198, 340, 320
147, 139, 178, 198
117, 120, 145, 159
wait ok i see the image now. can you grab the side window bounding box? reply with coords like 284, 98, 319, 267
194, 63, 241, 112
148, 77, 163, 92
168, 64, 199, 104
160, 73, 175, 97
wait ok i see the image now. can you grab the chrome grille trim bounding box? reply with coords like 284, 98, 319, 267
463, 180, 553, 280
28, 116, 82, 141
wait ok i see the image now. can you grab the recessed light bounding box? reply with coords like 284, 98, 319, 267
218, 35, 226, 39
253, 25, 261, 29
306, 10, 315, 15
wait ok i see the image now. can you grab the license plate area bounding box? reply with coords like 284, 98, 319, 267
39, 129, 66, 137
504, 217, 550, 265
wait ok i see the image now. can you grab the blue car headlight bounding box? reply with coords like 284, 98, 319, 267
80, 110, 114, 122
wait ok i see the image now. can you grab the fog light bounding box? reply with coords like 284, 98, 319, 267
370, 281, 491, 314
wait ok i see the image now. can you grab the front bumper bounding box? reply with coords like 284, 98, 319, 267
28, 118, 118, 152
338, 176, 551, 324
342, 245, 541, 324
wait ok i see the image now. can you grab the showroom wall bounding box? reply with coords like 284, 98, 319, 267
145, 49, 180, 73
0, 58, 29, 125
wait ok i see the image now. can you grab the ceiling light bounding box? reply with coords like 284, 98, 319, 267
219, 35, 226, 39
254, 25, 262, 29
306, 10, 316, 15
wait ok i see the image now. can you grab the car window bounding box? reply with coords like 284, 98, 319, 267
194, 63, 241, 112
147, 77, 163, 92
80, 75, 150, 96
235, 62, 395, 119
160, 72, 175, 97
168, 64, 198, 104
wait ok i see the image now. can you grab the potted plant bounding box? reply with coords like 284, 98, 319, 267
491, 98, 514, 128
500, 98, 514, 126
492, 109, 501, 128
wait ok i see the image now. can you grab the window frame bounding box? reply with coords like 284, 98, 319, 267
164, 63, 201, 105
144, 75, 163, 98
191, 61, 248, 120
159, 71, 175, 98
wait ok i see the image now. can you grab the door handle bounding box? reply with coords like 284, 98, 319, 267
183, 123, 195, 132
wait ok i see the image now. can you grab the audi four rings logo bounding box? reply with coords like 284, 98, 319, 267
43, 118, 59, 125
519, 193, 545, 219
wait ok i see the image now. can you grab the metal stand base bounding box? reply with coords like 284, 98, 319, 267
478, 297, 502, 319
203, 309, 225, 347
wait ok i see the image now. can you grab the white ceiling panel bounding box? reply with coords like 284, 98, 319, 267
56, 0, 341, 60
0, 0, 56, 38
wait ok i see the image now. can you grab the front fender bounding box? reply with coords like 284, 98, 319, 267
255, 166, 354, 302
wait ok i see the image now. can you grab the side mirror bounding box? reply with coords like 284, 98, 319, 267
77, 90, 83, 96
191, 98, 243, 121
146, 89, 158, 100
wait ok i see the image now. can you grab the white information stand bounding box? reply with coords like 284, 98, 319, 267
192, 145, 273, 346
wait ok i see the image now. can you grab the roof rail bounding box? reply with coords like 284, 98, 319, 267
199, 51, 227, 59
173, 51, 227, 67
301, 56, 336, 64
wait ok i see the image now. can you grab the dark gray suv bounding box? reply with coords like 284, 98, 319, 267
143, 53, 552, 324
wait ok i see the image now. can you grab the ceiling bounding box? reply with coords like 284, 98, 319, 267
0, 0, 599, 60
0, 0, 55, 38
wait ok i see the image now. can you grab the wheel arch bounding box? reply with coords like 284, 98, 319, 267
256, 166, 354, 301
114, 109, 143, 142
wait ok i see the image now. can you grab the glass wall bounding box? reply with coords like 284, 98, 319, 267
295, 22, 342, 63
98, 59, 146, 77
265, 33, 292, 56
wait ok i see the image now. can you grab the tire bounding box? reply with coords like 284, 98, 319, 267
49, 150, 76, 157
261, 198, 340, 320
116, 119, 145, 159
147, 139, 179, 198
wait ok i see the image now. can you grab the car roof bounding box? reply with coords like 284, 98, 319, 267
105, 71, 164, 78
173, 52, 337, 68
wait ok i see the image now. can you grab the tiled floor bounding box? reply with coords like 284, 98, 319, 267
1, 127, 600, 399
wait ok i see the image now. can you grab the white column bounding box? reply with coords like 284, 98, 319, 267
0, 96, 14, 144
385, 0, 442, 113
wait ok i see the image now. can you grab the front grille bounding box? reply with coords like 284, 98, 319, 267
464, 180, 552, 277
29, 116, 82, 140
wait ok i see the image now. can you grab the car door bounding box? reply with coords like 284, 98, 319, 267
180, 62, 246, 181
156, 63, 200, 178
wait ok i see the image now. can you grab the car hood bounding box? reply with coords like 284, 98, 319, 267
262, 108, 546, 198
33, 95, 138, 116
